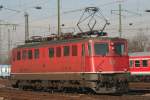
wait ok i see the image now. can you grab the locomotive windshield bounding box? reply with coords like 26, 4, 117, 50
114, 43, 125, 55
94, 43, 108, 56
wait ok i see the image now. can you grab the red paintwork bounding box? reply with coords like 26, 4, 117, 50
129, 56, 150, 74
11, 38, 129, 74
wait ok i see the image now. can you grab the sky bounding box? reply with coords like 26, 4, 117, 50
0, 0, 150, 52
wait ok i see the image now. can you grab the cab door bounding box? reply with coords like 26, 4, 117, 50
81, 43, 86, 73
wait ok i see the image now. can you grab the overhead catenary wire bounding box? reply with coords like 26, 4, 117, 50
11, 0, 126, 26
0, 0, 128, 34
1, 0, 146, 35
0, 0, 49, 21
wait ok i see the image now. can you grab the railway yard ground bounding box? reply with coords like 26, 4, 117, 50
0, 79, 150, 100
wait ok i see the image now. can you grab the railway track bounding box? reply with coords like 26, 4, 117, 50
0, 79, 150, 100
0, 87, 150, 100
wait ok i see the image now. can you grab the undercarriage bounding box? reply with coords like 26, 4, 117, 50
11, 72, 129, 94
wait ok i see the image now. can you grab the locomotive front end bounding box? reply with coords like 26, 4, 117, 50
87, 38, 129, 93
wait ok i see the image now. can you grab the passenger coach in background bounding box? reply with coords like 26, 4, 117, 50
0, 64, 11, 78
129, 52, 150, 82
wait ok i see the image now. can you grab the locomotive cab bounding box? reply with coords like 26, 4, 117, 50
88, 38, 128, 72
86, 38, 129, 93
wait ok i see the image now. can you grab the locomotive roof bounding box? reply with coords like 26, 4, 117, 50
16, 37, 125, 49
129, 52, 150, 57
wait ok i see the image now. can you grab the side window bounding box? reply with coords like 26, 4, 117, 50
56, 47, 61, 57
135, 60, 140, 67
82, 44, 85, 56
17, 51, 21, 60
129, 60, 133, 67
142, 60, 148, 67
88, 43, 91, 56
64, 46, 69, 56
22, 50, 27, 60
48, 48, 54, 58
5, 67, 7, 73
28, 50, 33, 59
34, 49, 39, 59
72, 45, 77, 56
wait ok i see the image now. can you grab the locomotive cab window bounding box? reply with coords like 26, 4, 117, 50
94, 43, 108, 56
135, 60, 140, 67
114, 43, 125, 55
142, 60, 148, 67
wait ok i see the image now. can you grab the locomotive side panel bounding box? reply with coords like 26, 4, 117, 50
43, 43, 81, 72
11, 40, 92, 74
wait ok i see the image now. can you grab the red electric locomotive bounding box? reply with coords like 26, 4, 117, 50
11, 36, 129, 93
11, 7, 129, 93
129, 52, 150, 82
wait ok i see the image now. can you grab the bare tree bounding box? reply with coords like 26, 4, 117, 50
128, 29, 149, 52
